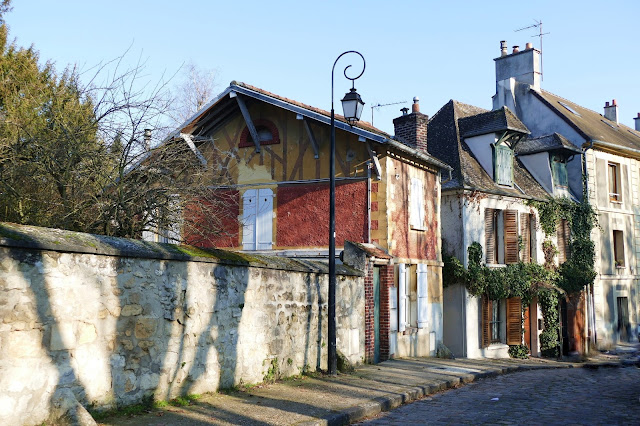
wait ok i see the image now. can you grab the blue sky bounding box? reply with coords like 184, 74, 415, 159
6, 1, 640, 134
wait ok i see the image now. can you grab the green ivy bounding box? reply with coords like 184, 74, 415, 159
508, 344, 530, 359
539, 289, 560, 357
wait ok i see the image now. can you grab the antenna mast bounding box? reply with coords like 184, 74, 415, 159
515, 19, 550, 80
370, 101, 407, 126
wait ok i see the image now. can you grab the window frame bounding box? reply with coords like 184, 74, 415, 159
494, 143, 514, 187
551, 154, 569, 190
613, 229, 625, 268
608, 162, 622, 202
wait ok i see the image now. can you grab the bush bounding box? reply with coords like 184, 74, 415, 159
508, 344, 529, 359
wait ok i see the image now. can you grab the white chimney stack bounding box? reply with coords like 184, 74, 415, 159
604, 100, 619, 124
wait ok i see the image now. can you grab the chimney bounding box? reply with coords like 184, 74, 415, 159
634, 113, 640, 131
144, 128, 152, 151
494, 40, 541, 93
393, 97, 428, 152
604, 99, 619, 124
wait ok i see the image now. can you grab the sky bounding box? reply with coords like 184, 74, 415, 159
6, 0, 640, 135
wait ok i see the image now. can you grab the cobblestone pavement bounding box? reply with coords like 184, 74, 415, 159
361, 367, 640, 425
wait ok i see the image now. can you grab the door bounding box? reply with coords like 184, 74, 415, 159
617, 297, 630, 342
373, 266, 381, 363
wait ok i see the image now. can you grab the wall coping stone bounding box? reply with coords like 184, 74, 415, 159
0, 222, 362, 276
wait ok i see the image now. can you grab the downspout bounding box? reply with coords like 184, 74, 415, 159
461, 192, 467, 357
367, 161, 372, 243
582, 140, 597, 350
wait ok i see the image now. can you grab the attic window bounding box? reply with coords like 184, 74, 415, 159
551, 154, 568, 190
494, 144, 513, 186
239, 119, 280, 148
601, 119, 619, 131
558, 102, 581, 117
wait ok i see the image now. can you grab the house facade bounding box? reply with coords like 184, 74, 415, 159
158, 82, 450, 362
492, 41, 640, 350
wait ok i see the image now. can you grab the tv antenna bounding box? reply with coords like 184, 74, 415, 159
370, 101, 407, 126
515, 19, 550, 80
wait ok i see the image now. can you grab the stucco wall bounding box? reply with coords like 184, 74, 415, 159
0, 223, 364, 425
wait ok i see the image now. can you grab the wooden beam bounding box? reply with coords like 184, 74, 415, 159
180, 133, 208, 166
366, 141, 382, 180
233, 92, 261, 153
298, 115, 319, 159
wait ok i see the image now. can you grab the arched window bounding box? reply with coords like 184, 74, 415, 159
239, 119, 280, 148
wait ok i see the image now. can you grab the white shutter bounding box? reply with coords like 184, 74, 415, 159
398, 263, 406, 332
417, 263, 429, 328
256, 188, 273, 250
410, 178, 425, 229
389, 283, 398, 332
242, 189, 257, 250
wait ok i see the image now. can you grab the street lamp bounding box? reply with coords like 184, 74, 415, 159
329, 51, 365, 375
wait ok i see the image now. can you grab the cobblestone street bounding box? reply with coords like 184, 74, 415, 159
361, 367, 640, 425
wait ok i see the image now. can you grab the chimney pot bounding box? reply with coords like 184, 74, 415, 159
412, 96, 420, 113
525, 42, 533, 50
512, 45, 519, 53
605, 101, 610, 107
500, 40, 508, 56
612, 99, 617, 106
400, 107, 409, 116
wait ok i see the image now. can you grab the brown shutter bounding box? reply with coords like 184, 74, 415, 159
520, 212, 531, 263
596, 158, 608, 206
530, 215, 537, 261
485, 208, 495, 264
505, 210, 519, 264
506, 297, 522, 345
563, 219, 571, 260
557, 219, 570, 263
482, 296, 492, 348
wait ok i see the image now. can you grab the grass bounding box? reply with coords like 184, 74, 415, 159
90, 394, 202, 421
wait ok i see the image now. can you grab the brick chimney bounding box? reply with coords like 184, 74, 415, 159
393, 97, 428, 151
604, 100, 619, 124
634, 113, 640, 131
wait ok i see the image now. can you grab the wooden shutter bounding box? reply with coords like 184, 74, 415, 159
622, 164, 630, 206
256, 188, 273, 250
505, 210, 519, 264
410, 178, 425, 229
506, 297, 522, 345
242, 189, 257, 250
417, 264, 428, 328
495, 145, 513, 186
398, 264, 406, 332
482, 296, 491, 348
485, 208, 496, 264
557, 219, 570, 263
520, 212, 531, 263
596, 158, 608, 206
389, 283, 398, 332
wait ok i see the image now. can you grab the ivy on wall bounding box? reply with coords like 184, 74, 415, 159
442, 195, 597, 358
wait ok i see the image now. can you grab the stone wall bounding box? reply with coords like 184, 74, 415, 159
0, 223, 364, 425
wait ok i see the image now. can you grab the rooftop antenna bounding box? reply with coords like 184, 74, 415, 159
515, 19, 550, 80
370, 101, 408, 126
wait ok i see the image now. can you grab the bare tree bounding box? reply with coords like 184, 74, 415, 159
170, 61, 219, 125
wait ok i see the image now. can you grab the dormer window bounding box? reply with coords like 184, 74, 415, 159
551, 154, 569, 192
494, 143, 513, 186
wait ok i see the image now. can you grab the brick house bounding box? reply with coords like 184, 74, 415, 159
154, 82, 450, 362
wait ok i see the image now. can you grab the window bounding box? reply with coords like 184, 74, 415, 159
551, 155, 569, 191
608, 162, 621, 202
520, 213, 536, 263
484, 208, 519, 264
410, 178, 425, 230
556, 219, 571, 264
242, 188, 273, 250
613, 230, 625, 268
398, 263, 429, 332
494, 144, 513, 186
482, 297, 521, 347
238, 119, 280, 148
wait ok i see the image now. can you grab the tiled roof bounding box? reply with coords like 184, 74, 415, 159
458, 107, 530, 137
516, 133, 581, 156
427, 100, 548, 199
534, 90, 640, 152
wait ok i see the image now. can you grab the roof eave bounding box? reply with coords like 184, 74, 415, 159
386, 139, 453, 171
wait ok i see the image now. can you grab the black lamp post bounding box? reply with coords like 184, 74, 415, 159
329, 51, 365, 375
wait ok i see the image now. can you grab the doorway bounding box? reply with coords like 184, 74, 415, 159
373, 266, 381, 363
617, 296, 630, 342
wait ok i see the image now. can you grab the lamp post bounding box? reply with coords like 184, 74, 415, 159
329, 51, 365, 375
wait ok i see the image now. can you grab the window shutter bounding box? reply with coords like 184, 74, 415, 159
417, 264, 428, 328
242, 189, 257, 250
622, 164, 630, 206
256, 188, 273, 250
389, 283, 398, 332
495, 145, 513, 186
482, 296, 491, 348
520, 212, 531, 263
398, 264, 406, 332
504, 210, 519, 264
485, 208, 496, 264
410, 178, 425, 229
506, 297, 522, 345
556, 219, 570, 263
596, 159, 608, 206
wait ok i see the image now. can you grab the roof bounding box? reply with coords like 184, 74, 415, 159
533, 90, 640, 154
427, 100, 549, 200
458, 106, 530, 138
516, 133, 581, 156
169, 81, 450, 171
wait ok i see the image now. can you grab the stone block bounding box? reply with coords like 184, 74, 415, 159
4, 329, 44, 357
121, 304, 143, 316
134, 318, 156, 339
50, 323, 76, 351
77, 323, 97, 345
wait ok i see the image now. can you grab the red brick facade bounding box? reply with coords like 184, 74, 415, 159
363, 261, 394, 363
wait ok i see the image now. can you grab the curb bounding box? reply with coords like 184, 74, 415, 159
317, 360, 637, 425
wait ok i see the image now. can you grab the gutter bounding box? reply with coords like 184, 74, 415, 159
590, 139, 640, 159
